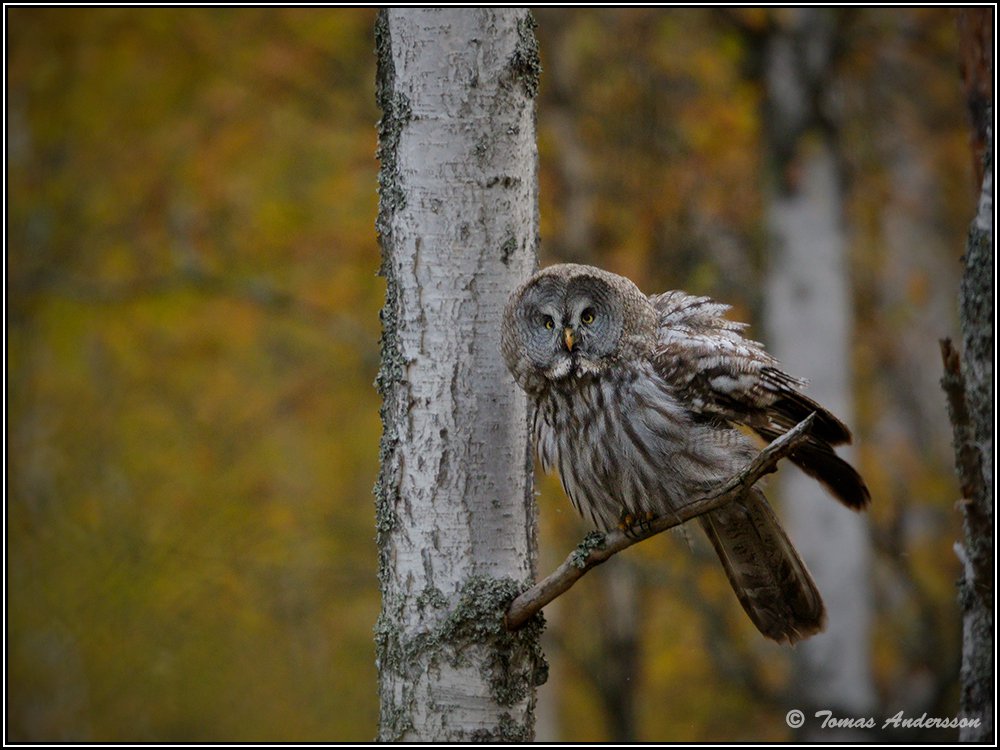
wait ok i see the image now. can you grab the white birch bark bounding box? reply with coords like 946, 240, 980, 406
762, 10, 876, 737
373, 8, 544, 742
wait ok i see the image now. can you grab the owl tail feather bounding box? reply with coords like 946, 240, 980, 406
699, 489, 826, 644
755, 426, 871, 511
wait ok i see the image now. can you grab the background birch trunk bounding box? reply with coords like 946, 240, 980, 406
373, 8, 545, 742
760, 9, 876, 737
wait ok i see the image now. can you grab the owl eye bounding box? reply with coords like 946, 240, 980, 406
543, 316, 555, 330
581, 308, 596, 325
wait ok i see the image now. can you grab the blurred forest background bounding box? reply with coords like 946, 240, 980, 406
7, 7, 985, 742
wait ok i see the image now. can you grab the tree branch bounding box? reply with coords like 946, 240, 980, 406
505, 413, 817, 631
940, 338, 992, 606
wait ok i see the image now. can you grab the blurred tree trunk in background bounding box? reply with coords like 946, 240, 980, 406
758, 9, 876, 738
863, 10, 967, 722
947, 9, 993, 742
534, 11, 643, 740
373, 8, 544, 741
536, 8, 597, 265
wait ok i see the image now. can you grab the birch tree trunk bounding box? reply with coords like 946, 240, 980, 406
948, 12, 993, 740
944, 124, 994, 744
760, 10, 876, 737
373, 8, 545, 742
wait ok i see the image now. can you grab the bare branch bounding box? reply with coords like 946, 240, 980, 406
505, 413, 816, 631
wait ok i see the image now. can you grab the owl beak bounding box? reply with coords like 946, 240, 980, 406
563, 327, 575, 352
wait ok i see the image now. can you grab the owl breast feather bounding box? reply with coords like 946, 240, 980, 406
533, 360, 757, 531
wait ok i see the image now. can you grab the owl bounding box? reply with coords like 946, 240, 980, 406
500, 263, 870, 644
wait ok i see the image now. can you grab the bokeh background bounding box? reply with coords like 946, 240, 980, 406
8, 8, 980, 741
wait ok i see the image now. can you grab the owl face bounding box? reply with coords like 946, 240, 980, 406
502, 264, 640, 391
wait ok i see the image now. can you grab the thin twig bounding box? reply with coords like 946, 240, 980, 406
504, 413, 817, 631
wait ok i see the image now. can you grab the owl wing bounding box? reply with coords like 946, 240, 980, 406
649, 291, 869, 509
649, 290, 844, 437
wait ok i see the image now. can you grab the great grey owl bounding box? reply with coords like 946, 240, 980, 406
500, 263, 869, 644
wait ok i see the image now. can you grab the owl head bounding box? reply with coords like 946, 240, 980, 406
501, 263, 656, 394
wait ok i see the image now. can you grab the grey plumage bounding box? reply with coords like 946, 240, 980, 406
500, 263, 870, 644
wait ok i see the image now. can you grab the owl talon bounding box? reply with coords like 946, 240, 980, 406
617, 511, 635, 538
618, 510, 655, 539
640, 510, 656, 532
